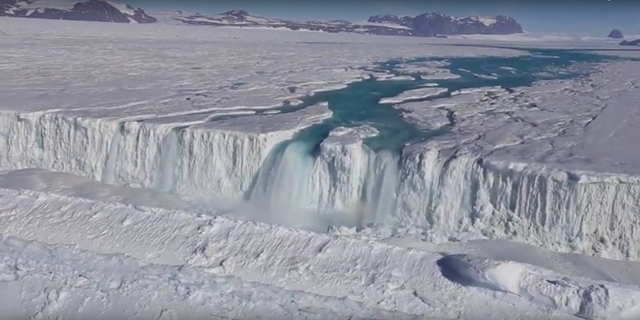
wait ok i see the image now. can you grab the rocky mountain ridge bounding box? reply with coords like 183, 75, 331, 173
0, 0, 156, 23
607, 29, 624, 39
0, 3, 526, 37
171, 9, 524, 37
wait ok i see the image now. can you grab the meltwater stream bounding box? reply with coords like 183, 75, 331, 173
243, 49, 620, 231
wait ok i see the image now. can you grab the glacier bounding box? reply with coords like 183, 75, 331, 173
1, 38, 640, 262
6, 16, 640, 319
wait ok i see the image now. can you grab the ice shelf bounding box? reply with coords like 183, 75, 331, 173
2, 17, 640, 262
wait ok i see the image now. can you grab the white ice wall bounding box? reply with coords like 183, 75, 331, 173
0, 111, 298, 200
247, 138, 640, 260
312, 143, 640, 260
1, 110, 639, 259
308, 134, 376, 214
0, 112, 115, 180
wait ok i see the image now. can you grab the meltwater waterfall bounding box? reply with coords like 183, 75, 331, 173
361, 150, 400, 226
240, 48, 616, 229
153, 129, 181, 193
207, 49, 640, 260
246, 136, 403, 229
248, 140, 317, 214
102, 123, 124, 185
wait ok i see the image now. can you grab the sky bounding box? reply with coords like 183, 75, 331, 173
127, 0, 640, 35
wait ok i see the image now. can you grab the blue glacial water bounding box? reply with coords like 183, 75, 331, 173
244, 48, 629, 220
287, 49, 620, 153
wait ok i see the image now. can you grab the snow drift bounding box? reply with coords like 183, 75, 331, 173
437, 254, 640, 319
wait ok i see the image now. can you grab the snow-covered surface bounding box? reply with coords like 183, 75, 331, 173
353, 20, 411, 30
468, 15, 497, 26
0, 18, 525, 116
0, 235, 418, 320
323, 126, 379, 144
377, 74, 417, 81
391, 61, 463, 80
448, 32, 640, 49
2, 178, 640, 319
438, 69, 640, 176
379, 87, 448, 104
105, 0, 134, 16
3, 16, 640, 319
13, 0, 75, 11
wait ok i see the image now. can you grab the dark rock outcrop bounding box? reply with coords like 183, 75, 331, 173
1, 0, 156, 23
607, 29, 624, 39
173, 10, 523, 37
619, 39, 640, 46
369, 12, 524, 36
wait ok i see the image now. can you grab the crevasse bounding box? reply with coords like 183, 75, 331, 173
1, 110, 640, 260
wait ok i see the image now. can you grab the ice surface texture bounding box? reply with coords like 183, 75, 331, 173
437, 253, 640, 319
1, 185, 640, 319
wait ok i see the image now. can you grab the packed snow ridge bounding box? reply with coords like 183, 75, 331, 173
437, 254, 640, 319
2, 183, 640, 319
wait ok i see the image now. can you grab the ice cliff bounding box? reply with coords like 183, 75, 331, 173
1, 101, 640, 260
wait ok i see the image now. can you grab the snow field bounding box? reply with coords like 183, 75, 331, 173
1, 183, 639, 319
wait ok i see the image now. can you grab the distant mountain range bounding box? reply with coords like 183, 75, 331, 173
619, 39, 640, 46
166, 9, 524, 37
607, 29, 624, 39
1, 1, 525, 37
0, 0, 156, 23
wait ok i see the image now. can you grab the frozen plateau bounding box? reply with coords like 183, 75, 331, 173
3, 16, 640, 320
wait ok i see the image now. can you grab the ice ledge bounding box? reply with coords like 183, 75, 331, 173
3, 104, 640, 260
0, 168, 192, 211
399, 61, 640, 178
0, 103, 332, 199
189, 102, 332, 134
406, 140, 640, 184
322, 125, 379, 145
